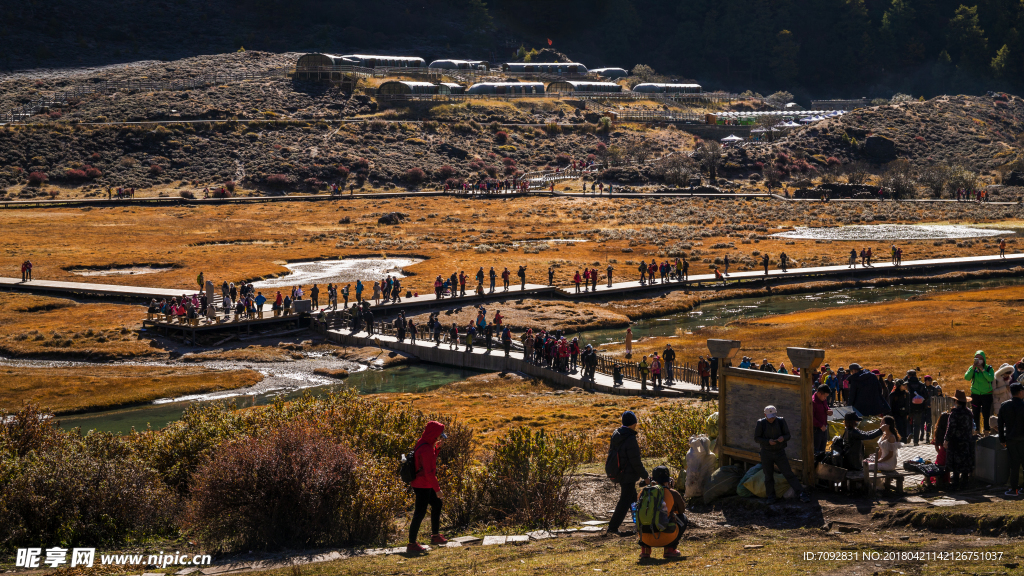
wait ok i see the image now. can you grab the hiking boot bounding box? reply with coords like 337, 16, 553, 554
406, 542, 426, 554
639, 545, 652, 560
430, 534, 448, 545
663, 548, 682, 559
764, 496, 777, 505
1006, 488, 1019, 497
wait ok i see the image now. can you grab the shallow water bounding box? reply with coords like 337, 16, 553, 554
57, 363, 478, 434
253, 258, 421, 288
580, 275, 1024, 345
69, 265, 174, 276
773, 224, 1005, 241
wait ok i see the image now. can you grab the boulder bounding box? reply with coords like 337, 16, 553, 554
378, 212, 409, 225
864, 135, 897, 159
1004, 171, 1024, 186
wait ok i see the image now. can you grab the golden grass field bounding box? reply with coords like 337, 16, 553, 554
0, 365, 262, 414
0, 197, 1015, 297
381, 372, 684, 453
602, 283, 1024, 394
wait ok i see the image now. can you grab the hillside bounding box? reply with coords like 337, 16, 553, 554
767, 94, 1024, 171
3, 0, 1024, 99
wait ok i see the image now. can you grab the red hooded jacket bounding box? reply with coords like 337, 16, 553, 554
411, 421, 445, 490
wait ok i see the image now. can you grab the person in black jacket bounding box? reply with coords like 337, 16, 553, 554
904, 369, 931, 446
837, 412, 884, 471
847, 363, 890, 417
998, 383, 1024, 496
605, 411, 649, 536
889, 379, 910, 440
753, 405, 810, 504
663, 345, 676, 385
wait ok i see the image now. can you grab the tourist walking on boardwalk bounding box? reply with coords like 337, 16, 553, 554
448, 323, 459, 350
548, 267, 555, 285
650, 353, 662, 389
489, 266, 496, 292
638, 261, 647, 285
605, 411, 649, 537
697, 355, 710, 391
433, 316, 442, 346
966, 350, 995, 433
355, 279, 363, 303
639, 356, 650, 392
518, 266, 527, 290
406, 421, 449, 554
197, 271, 204, 293
310, 284, 319, 308
849, 248, 857, 268
998, 383, 1024, 496
341, 284, 350, 308
372, 281, 380, 305
582, 344, 597, 382
459, 271, 467, 297
574, 270, 582, 293
607, 263, 614, 287
663, 344, 676, 385
812, 384, 833, 454
502, 325, 512, 357
682, 258, 689, 281
501, 267, 510, 291
866, 247, 873, 266
754, 405, 811, 504
724, 254, 730, 275
944, 390, 977, 490
625, 327, 633, 357
1000, 238, 1007, 258
779, 252, 789, 272
21, 260, 33, 282
762, 253, 769, 276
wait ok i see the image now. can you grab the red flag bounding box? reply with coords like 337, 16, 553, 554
547, 39, 553, 46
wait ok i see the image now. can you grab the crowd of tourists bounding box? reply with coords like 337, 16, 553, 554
432, 266, 530, 298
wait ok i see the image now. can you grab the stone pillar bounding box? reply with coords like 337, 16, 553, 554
787, 347, 825, 485
707, 339, 741, 466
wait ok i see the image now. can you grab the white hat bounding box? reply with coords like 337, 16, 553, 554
764, 405, 778, 418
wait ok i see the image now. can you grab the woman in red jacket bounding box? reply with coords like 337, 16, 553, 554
408, 421, 448, 553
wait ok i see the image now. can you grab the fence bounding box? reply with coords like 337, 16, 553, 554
316, 308, 700, 386
4, 68, 291, 122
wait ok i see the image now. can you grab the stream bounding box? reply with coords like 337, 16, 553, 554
25, 275, 1024, 434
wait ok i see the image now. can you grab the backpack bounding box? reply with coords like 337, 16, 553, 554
637, 484, 671, 534
399, 445, 420, 484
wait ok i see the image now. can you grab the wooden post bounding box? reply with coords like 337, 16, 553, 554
707, 339, 741, 465
787, 347, 825, 485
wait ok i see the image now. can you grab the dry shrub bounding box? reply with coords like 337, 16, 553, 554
0, 405, 177, 548
266, 173, 291, 187
486, 427, 590, 528
183, 422, 402, 550
179, 190, 196, 199
27, 171, 47, 186
638, 402, 718, 472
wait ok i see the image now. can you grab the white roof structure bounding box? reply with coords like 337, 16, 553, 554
721, 134, 744, 142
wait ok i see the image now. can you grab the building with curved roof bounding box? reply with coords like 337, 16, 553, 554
631, 83, 702, 94
505, 62, 588, 75
546, 81, 622, 93
465, 82, 544, 95
440, 82, 466, 94
296, 53, 350, 68
376, 81, 451, 95
339, 54, 426, 68
429, 59, 487, 70
589, 67, 629, 79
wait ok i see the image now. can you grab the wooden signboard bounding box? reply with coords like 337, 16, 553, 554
708, 339, 824, 484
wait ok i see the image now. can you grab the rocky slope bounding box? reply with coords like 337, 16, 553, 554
767, 94, 1024, 172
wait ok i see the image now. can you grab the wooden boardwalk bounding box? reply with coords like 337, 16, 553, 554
2, 252, 1021, 305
